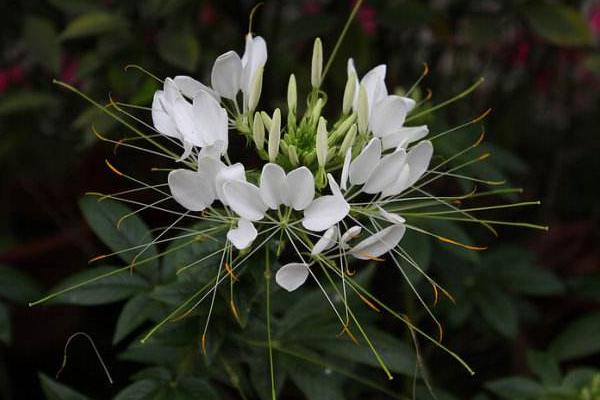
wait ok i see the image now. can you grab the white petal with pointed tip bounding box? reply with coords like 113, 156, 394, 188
275, 263, 310, 292
340, 226, 362, 247
349, 138, 381, 185
151, 92, 179, 139
405, 140, 433, 187
215, 163, 246, 204
168, 169, 215, 211
241, 35, 268, 96
286, 167, 315, 210
259, 163, 288, 209
362, 148, 407, 194
211, 51, 242, 99
360, 64, 388, 113
350, 224, 406, 260
172, 97, 198, 145
173, 75, 218, 100
227, 219, 257, 250
192, 90, 229, 150
381, 164, 411, 198
381, 126, 429, 150
223, 181, 267, 221
377, 206, 406, 224
369, 95, 409, 138
311, 226, 338, 256
340, 147, 352, 191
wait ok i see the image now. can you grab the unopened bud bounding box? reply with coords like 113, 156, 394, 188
342, 71, 356, 114
248, 65, 264, 113
287, 74, 297, 114
311, 98, 324, 124
316, 117, 328, 167
288, 145, 299, 166
339, 124, 357, 156
260, 111, 272, 131
268, 108, 281, 162
252, 112, 265, 150
357, 84, 369, 134
311, 38, 323, 88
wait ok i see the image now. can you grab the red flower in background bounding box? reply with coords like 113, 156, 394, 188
199, 2, 217, 26
588, 4, 600, 34
60, 56, 80, 85
303, 0, 323, 16
357, 2, 377, 36
8, 64, 25, 85
0, 69, 9, 94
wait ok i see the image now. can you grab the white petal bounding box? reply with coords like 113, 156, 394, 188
369, 95, 409, 138
361, 64, 387, 112
211, 51, 242, 100
311, 226, 338, 256
340, 147, 352, 191
168, 169, 215, 211
362, 148, 407, 194
347, 58, 360, 109
400, 97, 416, 113
227, 219, 257, 250
259, 163, 288, 209
350, 224, 406, 260
215, 163, 246, 204
381, 126, 429, 150
151, 91, 179, 139
275, 263, 309, 292
286, 167, 315, 210
199, 142, 227, 159
302, 177, 349, 232
349, 138, 381, 185
223, 181, 267, 221
192, 90, 229, 150
172, 97, 198, 145
173, 75, 218, 100
405, 140, 433, 187
381, 164, 411, 198
377, 206, 406, 224
340, 226, 362, 247
241, 35, 268, 96
177, 140, 194, 162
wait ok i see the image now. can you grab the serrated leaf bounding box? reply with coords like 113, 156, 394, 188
38, 373, 90, 400
50, 266, 149, 305
113, 294, 158, 344
60, 12, 128, 40
550, 312, 600, 360
0, 264, 42, 304
486, 376, 544, 399
157, 28, 200, 71
24, 16, 61, 73
522, 3, 593, 46
79, 197, 159, 280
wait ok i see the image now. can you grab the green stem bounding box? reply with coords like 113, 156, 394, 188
265, 247, 277, 400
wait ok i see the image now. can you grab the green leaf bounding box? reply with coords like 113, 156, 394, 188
24, 16, 61, 73
0, 91, 55, 116
50, 266, 150, 305
0, 302, 11, 344
526, 350, 561, 385
60, 12, 128, 40
157, 28, 200, 72
472, 285, 518, 338
0, 264, 42, 304
79, 197, 159, 280
486, 376, 544, 399
550, 312, 600, 360
114, 379, 162, 400
113, 294, 158, 344
38, 373, 90, 400
47, 0, 102, 15
174, 375, 219, 399
521, 3, 593, 47
283, 352, 346, 400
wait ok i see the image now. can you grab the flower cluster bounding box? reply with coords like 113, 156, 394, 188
151, 33, 435, 293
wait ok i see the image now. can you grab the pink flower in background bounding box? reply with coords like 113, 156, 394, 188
199, 2, 217, 26
511, 38, 531, 66
60, 56, 80, 85
8, 64, 25, 85
588, 5, 600, 34
351, 0, 377, 36
303, 0, 322, 16
0, 69, 9, 94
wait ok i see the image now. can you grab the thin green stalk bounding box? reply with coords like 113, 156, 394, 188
265, 247, 277, 400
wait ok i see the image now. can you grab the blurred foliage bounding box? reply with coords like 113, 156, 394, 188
0, 0, 598, 399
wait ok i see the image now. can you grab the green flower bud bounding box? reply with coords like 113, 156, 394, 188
339, 124, 357, 156
252, 112, 265, 150
288, 145, 299, 167
260, 111, 272, 131
287, 74, 297, 115
311, 98, 324, 124
328, 114, 356, 145
248, 65, 264, 113
342, 71, 356, 114
268, 108, 281, 162
315, 167, 327, 190
357, 84, 369, 135
311, 38, 323, 88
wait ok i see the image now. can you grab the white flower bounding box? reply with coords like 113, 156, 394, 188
311, 226, 338, 256
302, 174, 350, 232
350, 224, 406, 260
227, 218, 257, 250
275, 263, 310, 292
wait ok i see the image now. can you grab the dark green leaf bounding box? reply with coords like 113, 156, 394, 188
486, 376, 544, 399
50, 266, 150, 305
79, 196, 159, 280
114, 379, 161, 400
175, 375, 219, 399
60, 12, 128, 40
473, 285, 518, 338
550, 312, 600, 360
526, 350, 561, 385
157, 28, 200, 72
113, 294, 158, 344
283, 352, 346, 400
38, 373, 90, 400
24, 17, 61, 73
521, 3, 593, 46
47, 0, 102, 15
0, 91, 55, 116
0, 264, 42, 304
